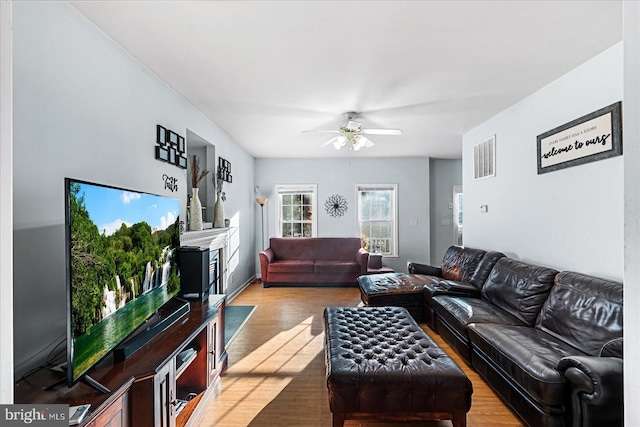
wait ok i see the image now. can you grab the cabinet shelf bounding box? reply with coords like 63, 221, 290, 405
175, 347, 199, 378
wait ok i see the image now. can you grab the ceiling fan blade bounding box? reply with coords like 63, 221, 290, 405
362, 128, 403, 135
320, 136, 339, 147
302, 129, 339, 133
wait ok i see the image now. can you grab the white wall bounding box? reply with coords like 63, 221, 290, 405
0, 0, 13, 404
12, 2, 256, 377
255, 157, 430, 272
429, 159, 462, 264
462, 43, 623, 280
623, 1, 640, 424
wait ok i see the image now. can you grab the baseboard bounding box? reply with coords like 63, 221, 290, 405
226, 275, 256, 303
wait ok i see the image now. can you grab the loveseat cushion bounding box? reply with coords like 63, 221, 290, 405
480, 258, 557, 326
314, 260, 360, 274
535, 271, 623, 357
267, 260, 314, 274
269, 237, 362, 261
469, 323, 584, 406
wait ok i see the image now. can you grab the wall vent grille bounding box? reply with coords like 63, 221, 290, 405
473, 135, 496, 180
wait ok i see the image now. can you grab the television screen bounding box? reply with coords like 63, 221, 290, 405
65, 178, 181, 387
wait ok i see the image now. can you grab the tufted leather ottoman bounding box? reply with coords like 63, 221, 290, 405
323, 306, 472, 427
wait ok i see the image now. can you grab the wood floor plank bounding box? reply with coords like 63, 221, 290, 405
194, 283, 524, 426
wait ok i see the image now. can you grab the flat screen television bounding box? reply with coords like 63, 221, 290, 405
64, 178, 182, 391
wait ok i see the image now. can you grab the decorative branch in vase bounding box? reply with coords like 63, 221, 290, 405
189, 155, 209, 231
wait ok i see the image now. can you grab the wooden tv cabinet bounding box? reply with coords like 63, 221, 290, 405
14, 295, 227, 427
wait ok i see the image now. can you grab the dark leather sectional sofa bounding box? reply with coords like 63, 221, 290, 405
357, 245, 623, 427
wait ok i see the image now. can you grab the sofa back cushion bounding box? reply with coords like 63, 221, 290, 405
467, 251, 505, 289
269, 237, 362, 261
536, 271, 623, 357
481, 258, 558, 326
441, 246, 487, 282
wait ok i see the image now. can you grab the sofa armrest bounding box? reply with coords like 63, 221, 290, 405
408, 261, 442, 276
556, 356, 623, 427
356, 248, 370, 274
259, 248, 275, 283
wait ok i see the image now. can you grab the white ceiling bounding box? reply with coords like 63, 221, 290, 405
71, 1, 622, 159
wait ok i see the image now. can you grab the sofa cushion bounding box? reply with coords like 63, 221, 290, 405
469, 323, 583, 406
536, 271, 623, 357
467, 251, 505, 289
267, 260, 314, 274
480, 258, 557, 326
433, 296, 526, 339
314, 260, 360, 274
441, 246, 487, 282
269, 237, 361, 261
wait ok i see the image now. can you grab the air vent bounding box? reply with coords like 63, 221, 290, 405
473, 135, 496, 180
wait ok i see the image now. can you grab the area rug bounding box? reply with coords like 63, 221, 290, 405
225, 305, 257, 346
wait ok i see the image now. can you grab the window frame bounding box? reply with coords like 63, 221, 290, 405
275, 184, 318, 238
356, 183, 398, 257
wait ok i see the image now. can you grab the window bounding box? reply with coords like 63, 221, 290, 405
276, 184, 317, 238
357, 184, 398, 256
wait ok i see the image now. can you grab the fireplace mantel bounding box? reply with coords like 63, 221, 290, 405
180, 228, 229, 250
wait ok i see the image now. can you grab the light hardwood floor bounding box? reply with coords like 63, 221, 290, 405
195, 282, 525, 426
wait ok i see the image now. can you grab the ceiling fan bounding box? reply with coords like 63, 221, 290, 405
304, 112, 402, 151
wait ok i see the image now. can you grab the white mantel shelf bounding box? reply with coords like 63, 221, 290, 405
180, 228, 230, 250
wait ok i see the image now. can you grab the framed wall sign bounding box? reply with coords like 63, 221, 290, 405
537, 102, 622, 174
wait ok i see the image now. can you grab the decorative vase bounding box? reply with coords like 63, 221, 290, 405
214, 192, 225, 228
189, 188, 203, 231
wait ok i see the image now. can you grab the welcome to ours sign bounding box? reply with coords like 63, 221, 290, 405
537, 102, 622, 174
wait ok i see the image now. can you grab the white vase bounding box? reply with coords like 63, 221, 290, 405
214, 192, 225, 228
189, 188, 203, 231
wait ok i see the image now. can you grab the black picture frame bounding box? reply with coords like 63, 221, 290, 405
155, 146, 169, 162
537, 102, 622, 174
157, 125, 167, 146
177, 156, 187, 169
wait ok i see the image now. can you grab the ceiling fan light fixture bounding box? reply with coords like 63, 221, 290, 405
333, 135, 347, 150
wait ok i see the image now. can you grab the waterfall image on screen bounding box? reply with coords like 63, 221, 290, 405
65, 179, 180, 385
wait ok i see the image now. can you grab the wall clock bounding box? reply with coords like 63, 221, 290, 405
325, 194, 348, 218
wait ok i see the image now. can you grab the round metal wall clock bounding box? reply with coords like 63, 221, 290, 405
325, 194, 348, 218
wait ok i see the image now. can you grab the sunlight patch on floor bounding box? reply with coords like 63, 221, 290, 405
211, 315, 324, 425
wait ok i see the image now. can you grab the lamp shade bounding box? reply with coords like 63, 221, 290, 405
256, 197, 268, 206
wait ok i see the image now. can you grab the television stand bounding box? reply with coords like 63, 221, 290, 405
80, 374, 110, 394
44, 366, 110, 394
15, 295, 227, 427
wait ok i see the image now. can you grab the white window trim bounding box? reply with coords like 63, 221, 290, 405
356, 183, 399, 258
275, 184, 318, 238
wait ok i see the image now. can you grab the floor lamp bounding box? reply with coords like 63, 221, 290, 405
256, 197, 268, 250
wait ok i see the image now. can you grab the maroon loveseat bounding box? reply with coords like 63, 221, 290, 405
259, 237, 369, 287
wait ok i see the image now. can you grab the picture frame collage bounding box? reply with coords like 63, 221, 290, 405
218, 157, 232, 183
155, 125, 188, 169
